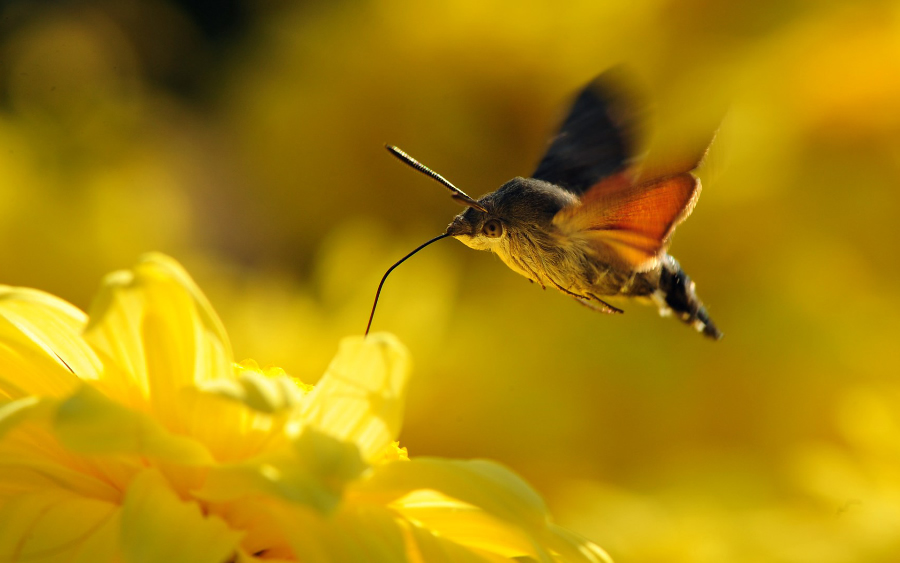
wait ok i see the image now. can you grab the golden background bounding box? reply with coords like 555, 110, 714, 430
2, 0, 899, 561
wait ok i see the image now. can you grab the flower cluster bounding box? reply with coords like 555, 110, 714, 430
0, 254, 608, 562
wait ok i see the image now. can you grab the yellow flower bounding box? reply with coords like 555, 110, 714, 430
0, 253, 609, 563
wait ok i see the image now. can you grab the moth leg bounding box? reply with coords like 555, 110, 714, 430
509, 251, 547, 289
545, 276, 582, 298
585, 293, 624, 314
545, 277, 624, 315
573, 296, 616, 314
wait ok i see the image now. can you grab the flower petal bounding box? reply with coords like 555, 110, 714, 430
388, 491, 536, 558
0, 396, 135, 503
353, 458, 611, 562
356, 458, 549, 529
121, 469, 242, 563
197, 427, 366, 514
271, 503, 408, 563
543, 523, 614, 563
0, 396, 51, 439
181, 362, 314, 463
54, 384, 213, 465
0, 488, 119, 563
272, 502, 512, 563
199, 362, 308, 415
82, 254, 233, 419
205, 499, 295, 560
398, 518, 512, 563
0, 286, 101, 399
299, 333, 409, 463
395, 501, 611, 563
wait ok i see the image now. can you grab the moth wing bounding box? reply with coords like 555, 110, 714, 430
632, 129, 716, 185
553, 172, 701, 272
532, 67, 646, 195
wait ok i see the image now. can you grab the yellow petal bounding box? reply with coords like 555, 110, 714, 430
206, 499, 295, 560
390, 491, 536, 558
83, 254, 233, 422
232, 548, 297, 563
199, 363, 308, 415
177, 385, 283, 464
0, 446, 125, 504
356, 458, 548, 530
353, 458, 611, 562
397, 517, 512, 563
273, 501, 514, 563
185, 362, 312, 462
0, 286, 101, 399
395, 495, 611, 563
0, 397, 133, 502
0, 488, 119, 563
54, 384, 213, 465
198, 427, 366, 514
299, 333, 409, 463
121, 469, 242, 563
543, 523, 613, 563
371, 441, 409, 466
271, 503, 408, 563
0, 396, 51, 439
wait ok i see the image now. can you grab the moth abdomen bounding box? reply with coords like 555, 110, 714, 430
655, 255, 722, 339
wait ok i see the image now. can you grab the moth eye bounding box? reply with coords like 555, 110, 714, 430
482, 219, 503, 238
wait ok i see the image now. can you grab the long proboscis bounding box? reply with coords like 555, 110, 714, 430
365, 232, 451, 335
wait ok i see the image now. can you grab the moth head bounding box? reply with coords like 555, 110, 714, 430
447, 177, 575, 250
446, 205, 505, 250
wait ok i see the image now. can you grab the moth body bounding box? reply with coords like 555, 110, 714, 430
446, 177, 720, 338
377, 67, 723, 339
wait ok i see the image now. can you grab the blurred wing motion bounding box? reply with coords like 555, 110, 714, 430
553, 171, 700, 272
541, 68, 713, 272
532, 67, 646, 195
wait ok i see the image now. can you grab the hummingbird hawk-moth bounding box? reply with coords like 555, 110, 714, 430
366, 69, 722, 340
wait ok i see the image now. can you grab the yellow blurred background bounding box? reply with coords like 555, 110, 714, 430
2, 0, 899, 561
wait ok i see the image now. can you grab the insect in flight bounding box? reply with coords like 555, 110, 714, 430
366, 68, 722, 339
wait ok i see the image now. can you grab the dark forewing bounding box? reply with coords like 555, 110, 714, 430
532, 67, 646, 195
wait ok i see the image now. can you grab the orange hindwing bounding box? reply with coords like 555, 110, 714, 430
553, 171, 700, 271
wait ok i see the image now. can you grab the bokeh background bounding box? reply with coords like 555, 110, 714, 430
2, 0, 900, 561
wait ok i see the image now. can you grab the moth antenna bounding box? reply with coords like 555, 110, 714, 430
386, 145, 487, 212
365, 232, 452, 335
